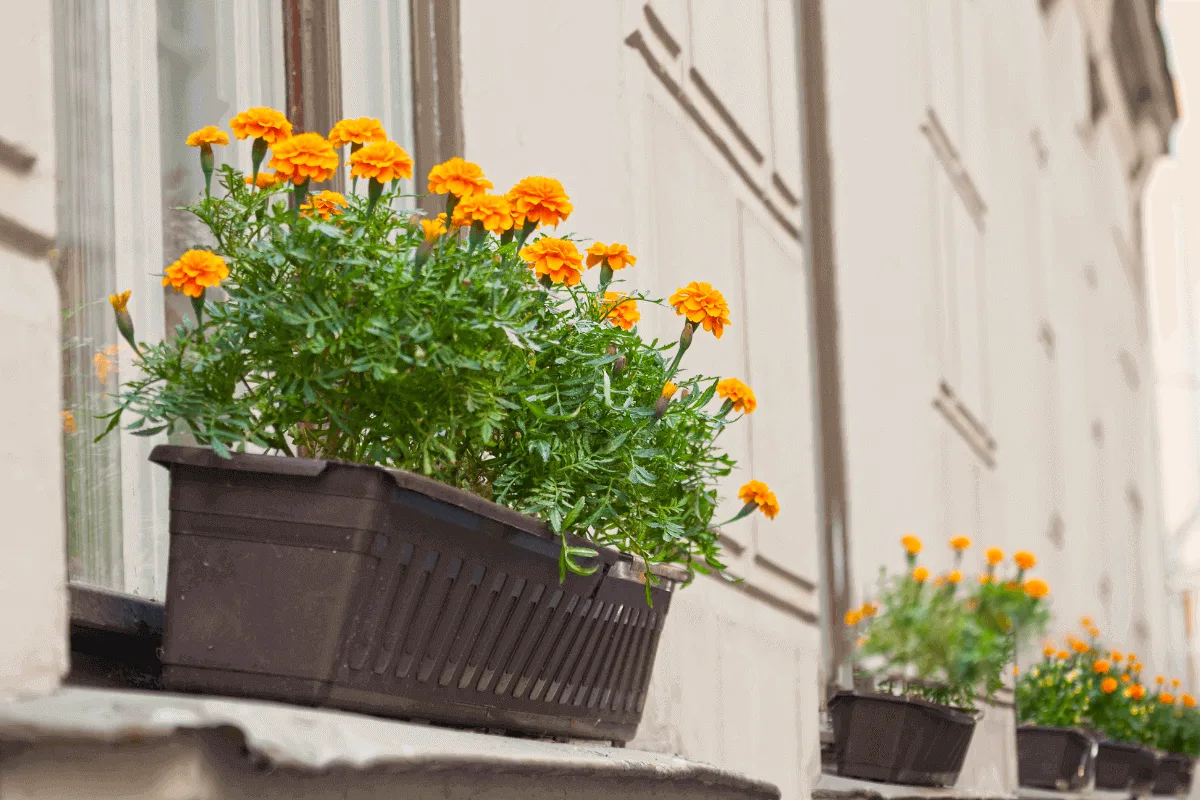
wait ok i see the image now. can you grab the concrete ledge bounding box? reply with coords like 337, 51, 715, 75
815, 773, 1014, 800
0, 687, 779, 799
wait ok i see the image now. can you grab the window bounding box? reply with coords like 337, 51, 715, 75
53, 0, 420, 600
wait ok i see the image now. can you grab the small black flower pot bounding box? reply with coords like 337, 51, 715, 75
827, 690, 977, 787
1151, 752, 1195, 796
150, 445, 686, 741
1016, 726, 1097, 792
1094, 739, 1158, 792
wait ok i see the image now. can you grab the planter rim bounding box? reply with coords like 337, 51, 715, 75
828, 688, 978, 724
1017, 724, 1098, 739
150, 444, 691, 584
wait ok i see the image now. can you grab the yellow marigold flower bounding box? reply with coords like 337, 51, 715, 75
1056, 650, 1070, 660
986, 547, 1004, 565
738, 480, 780, 520
1071, 639, 1089, 654
668, 281, 732, 339
506, 176, 573, 228
93, 350, 113, 382
1184, 694, 1196, 708
1122, 674, 1131, 683
421, 213, 448, 243
1088, 626, 1100, 638
1024, 578, 1050, 600
1173, 678, 1182, 688
1014, 551, 1036, 570
947, 570, 963, 584
844, 609, 863, 626
1043, 643, 1056, 658
109, 290, 131, 314
901, 534, 923, 555
912, 566, 930, 583
328, 117, 387, 149
230, 107, 292, 143
428, 157, 493, 197
602, 292, 640, 331
244, 172, 281, 189
519, 237, 584, 286
162, 249, 229, 299
299, 190, 348, 220
860, 603, 877, 617
950, 535, 972, 551
186, 125, 229, 147
1131, 662, 1143, 673
1128, 652, 1138, 662
1081, 616, 1094, 628
1093, 659, 1111, 675
1157, 675, 1166, 684
451, 193, 513, 234
1013, 666, 1020, 676
1161, 692, 1176, 705
1130, 684, 1147, 700
1101, 677, 1118, 694
349, 140, 413, 184
585, 242, 637, 271
661, 381, 679, 399
62, 410, 76, 434
715, 378, 757, 413
1112, 651, 1123, 662
268, 132, 339, 184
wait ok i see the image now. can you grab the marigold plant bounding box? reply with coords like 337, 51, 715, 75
103, 109, 779, 590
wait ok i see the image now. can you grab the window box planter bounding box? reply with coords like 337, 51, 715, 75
150, 445, 686, 742
1016, 725, 1097, 792
826, 690, 977, 787
1093, 738, 1158, 793
1151, 751, 1195, 796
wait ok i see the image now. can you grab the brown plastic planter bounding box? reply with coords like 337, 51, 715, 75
827, 690, 977, 787
150, 445, 686, 741
1094, 739, 1158, 792
1016, 726, 1097, 792
1152, 752, 1195, 796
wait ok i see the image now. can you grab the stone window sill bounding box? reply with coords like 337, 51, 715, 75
817, 773, 1156, 800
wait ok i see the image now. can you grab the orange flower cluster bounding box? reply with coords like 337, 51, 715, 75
244, 172, 281, 189
299, 190, 348, 220
452, 193, 514, 234
162, 250, 229, 298
328, 117, 387, 149
421, 213, 448, 243
428, 157, 493, 197
186, 126, 229, 147
669, 281, 732, 339
602, 292, 640, 331
901, 534, 923, 555
950, 535, 972, 551
230, 107, 292, 143
715, 378, 756, 413
507, 176, 573, 229
349, 140, 414, 184
586, 242, 636, 271
738, 479, 780, 519
269, 133, 339, 184
519, 237, 584, 286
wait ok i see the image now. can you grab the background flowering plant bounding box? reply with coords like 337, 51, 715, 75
103, 109, 779, 588
846, 536, 1049, 710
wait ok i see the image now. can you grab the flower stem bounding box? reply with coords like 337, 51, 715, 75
200, 144, 214, 199
715, 502, 758, 528
367, 177, 384, 216
251, 137, 268, 187
292, 179, 309, 222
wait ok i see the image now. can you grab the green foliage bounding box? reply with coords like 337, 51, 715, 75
1015, 657, 1090, 728
106, 164, 757, 584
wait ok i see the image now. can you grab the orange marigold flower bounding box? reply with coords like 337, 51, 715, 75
901, 535, 923, 555
428, 157, 493, 197
299, 190, 348, 220
856, 636, 868, 648
1014, 551, 1036, 570
1093, 659, 1111, 675
506, 176, 573, 228
980, 574, 992, 585
62, 410, 77, 434
1081, 616, 1094, 628
586, 242, 637, 271
1184, 694, 1196, 708
950, 535, 972, 551
947, 570, 963, 584
1129, 684, 1147, 700
1161, 692, 1176, 705
421, 213, 448, 243
230, 107, 292, 143
1157, 675, 1166, 684
715, 378, 757, 413
328, 117, 387, 149
269, 133, 339, 184
986, 547, 1004, 565
1043, 643, 1056, 657
186, 125, 229, 147
602, 292, 640, 331
1024, 578, 1050, 600
519, 237, 584, 286
1111, 651, 1124, 662
451, 193, 513, 234
661, 381, 680, 399
1088, 626, 1100, 638
162, 249, 229, 298
668, 281, 732, 339
109, 290, 131, 314
93, 350, 113, 382
1173, 678, 1182, 688
1122, 674, 1131, 683
844, 609, 863, 626
738, 480, 780, 519
349, 140, 413, 184
1131, 662, 1144, 673
244, 172, 281, 189
1013, 666, 1020, 676
1071, 639, 1089, 654
1101, 677, 1118, 694
1056, 650, 1070, 659
860, 603, 877, 617
912, 566, 930, 583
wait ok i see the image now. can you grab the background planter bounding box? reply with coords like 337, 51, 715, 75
1016, 726, 1097, 792
827, 690, 977, 787
1093, 738, 1158, 792
1151, 752, 1195, 796
151, 445, 686, 742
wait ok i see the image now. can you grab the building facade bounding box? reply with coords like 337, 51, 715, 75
0, 1, 1182, 798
